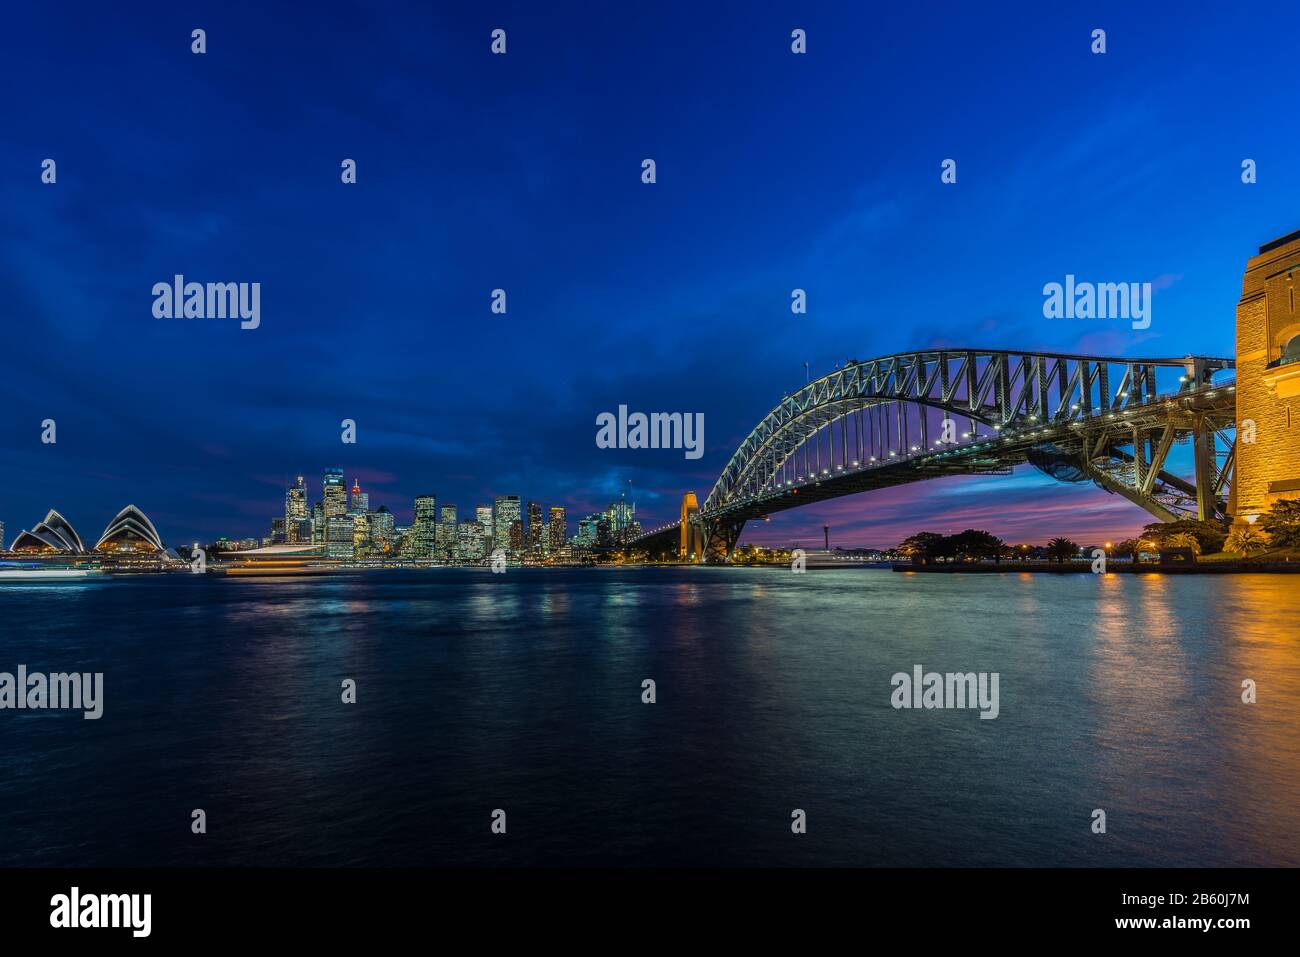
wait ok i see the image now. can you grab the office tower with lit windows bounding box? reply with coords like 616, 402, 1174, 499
577, 515, 599, 547
285, 475, 308, 542
527, 501, 543, 555
349, 479, 369, 515
604, 494, 636, 544
311, 502, 325, 543
370, 506, 395, 554
324, 515, 355, 560
548, 506, 567, 553
413, 494, 437, 560
494, 495, 521, 558
323, 468, 347, 518
457, 521, 489, 561
476, 505, 493, 544
352, 512, 370, 556
290, 518, 312, 545
437, 505, 458, 559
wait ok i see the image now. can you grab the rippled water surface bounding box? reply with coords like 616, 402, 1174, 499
1, 568, 1297, 866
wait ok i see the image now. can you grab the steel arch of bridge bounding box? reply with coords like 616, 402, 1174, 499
696, 348, 1232, 520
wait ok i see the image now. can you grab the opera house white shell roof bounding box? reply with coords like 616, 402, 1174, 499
94, 505, 165, 553
8, 505, 164, 554
8, 509, 86, 553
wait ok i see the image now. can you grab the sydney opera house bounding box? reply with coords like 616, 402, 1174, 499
4, 506, 172, 559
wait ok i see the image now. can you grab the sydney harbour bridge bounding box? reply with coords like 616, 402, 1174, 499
632, 349, 1238, 561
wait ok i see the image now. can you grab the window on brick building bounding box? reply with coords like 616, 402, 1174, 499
1282, 334, 1300, 366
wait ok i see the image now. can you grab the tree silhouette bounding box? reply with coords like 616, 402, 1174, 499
1260, 501, 1300, 548
1224, 525, 1269, 555
1111, 539, 1140, 560
1140, 518, 1228, 554
1165, 532, 1202, 555
897, 531, 946, 559
1046, 537, 1079, 563
949, 528, 1007, 563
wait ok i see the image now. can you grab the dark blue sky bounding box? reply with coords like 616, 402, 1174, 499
3, 1, 1298, 548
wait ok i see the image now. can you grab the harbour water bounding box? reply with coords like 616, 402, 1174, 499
1, 568, 1296, 866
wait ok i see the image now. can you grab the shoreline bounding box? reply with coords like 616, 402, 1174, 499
890, 561, 1300, 574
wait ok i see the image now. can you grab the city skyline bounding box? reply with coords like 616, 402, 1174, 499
254, 467, 631, 559
0, 459, 1198, 556
0, 466, 638, 559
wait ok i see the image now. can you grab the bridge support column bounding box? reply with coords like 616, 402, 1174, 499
701, 518, 745, 563
680, 493, 703, 560
1191, 414, 1216, 521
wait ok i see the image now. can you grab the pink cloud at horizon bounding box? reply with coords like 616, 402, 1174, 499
727, 471, 1162, 549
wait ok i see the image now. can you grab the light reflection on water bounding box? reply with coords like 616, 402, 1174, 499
0, 567, 1296, 866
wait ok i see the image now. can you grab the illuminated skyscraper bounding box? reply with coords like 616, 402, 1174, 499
457, 521, 489, 561
548, 506, 567, 552
527, 501, 543, 555
285, 475, 307, 542
605, 493, 635, 543
370, 506, 395, 554
494, 495, 521, 558
324, 515, 355, 560
349, 479, 369, 515
413, 494, 437, 560
323, 468, 347, 518
437, 505, 457, 559
352, 512, 370, 556
476, 505, 493, 545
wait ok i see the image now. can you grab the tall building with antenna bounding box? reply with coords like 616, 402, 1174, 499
285, 475, 308, 542
349, 479, 369, 515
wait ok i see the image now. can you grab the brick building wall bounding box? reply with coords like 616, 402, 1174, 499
1234, 230, 1300, 523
